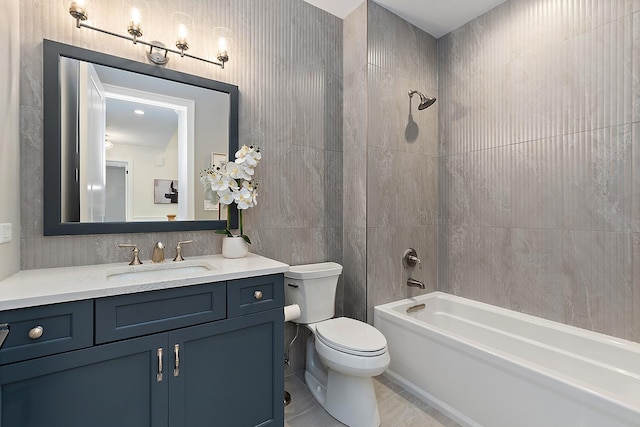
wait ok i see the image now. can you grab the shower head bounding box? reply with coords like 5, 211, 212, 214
408, 90, 436, 110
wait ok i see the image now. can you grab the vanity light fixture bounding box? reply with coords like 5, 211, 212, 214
67, 1, 230, 69
128, 7, 143, 40
213, 27, 233, 64
176, 24, 189, 53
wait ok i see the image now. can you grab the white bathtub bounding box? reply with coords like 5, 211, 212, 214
373, 292, 640, 427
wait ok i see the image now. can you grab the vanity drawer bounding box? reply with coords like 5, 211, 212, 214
227, 274, 284, 317
95, 282, 226, 344
0, 301, 93, 365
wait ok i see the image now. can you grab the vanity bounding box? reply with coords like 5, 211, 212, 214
8, 21, 286, 426
0, 254, 288, 427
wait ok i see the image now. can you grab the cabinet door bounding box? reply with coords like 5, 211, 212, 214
169, 310, 284, 427
0, 334, 169, 427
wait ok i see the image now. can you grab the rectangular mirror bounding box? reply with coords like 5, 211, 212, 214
43, 39, 239, 235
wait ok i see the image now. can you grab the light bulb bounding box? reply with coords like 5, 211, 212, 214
213, 27, 231, 65
177, 24, 188, 40
218, 37, 228, 52
127, 6, 143, 38
171, 12, 193, 52
130, 8, 141, 26
176, 24, 189, 51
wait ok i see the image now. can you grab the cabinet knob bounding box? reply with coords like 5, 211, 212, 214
28, 326, 44, 340
254, 290, 263, 300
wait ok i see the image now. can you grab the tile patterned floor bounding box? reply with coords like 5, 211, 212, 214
284, 373, 462, 427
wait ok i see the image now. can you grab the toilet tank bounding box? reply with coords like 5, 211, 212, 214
284, 262, 343, 324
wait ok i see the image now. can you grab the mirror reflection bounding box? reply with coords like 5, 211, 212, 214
43, 39, 239, 235
60, 57, 230, 223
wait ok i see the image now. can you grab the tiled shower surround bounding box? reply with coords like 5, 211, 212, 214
343, 1, 439, 323
16, 0, 640, 377
438, 0, 640, 342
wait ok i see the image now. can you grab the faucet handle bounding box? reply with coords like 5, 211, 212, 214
118, 244, 142, 265
173, 240, 194, 262
402, 248, 421, 268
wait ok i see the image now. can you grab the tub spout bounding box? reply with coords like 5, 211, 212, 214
407, 278, 425, 289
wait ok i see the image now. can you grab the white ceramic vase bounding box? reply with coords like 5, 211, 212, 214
222, 236, 249, 258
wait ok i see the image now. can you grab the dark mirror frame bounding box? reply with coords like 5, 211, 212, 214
43, 39, 239, 236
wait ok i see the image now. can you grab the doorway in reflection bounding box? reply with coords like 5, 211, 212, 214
105, 161, 128, 222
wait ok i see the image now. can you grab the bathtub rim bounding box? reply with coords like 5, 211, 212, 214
374, 291, 640, 422
375, 291, 640, 353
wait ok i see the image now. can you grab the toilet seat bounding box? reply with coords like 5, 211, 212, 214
315, 317, 387, 357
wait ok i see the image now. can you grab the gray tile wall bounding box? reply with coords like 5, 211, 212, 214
342, 1, 439, 324
343, 1, 368, 321
365, 1, 439, 322
19, 0, 342, 374
438, 0, 640, 341
0, 0, 21, 281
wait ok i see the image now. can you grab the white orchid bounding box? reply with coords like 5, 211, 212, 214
236, 181, 259, 209
207, 169, 230, 192
218, 188, 235, 205
234, 186, 254, 209
200, 173, 219, 203
235, 145, 261, 167
244, 181, 259, 205
241, 163, 255, 177
226, 161, 252, 181
199, 144, 261, 244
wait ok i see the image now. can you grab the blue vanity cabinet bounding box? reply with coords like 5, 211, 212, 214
0, 273, 285, 427
169, 309, 284, 426
175, 273, 285, 426
0, 300, 93, 365
0, 333, 169, 427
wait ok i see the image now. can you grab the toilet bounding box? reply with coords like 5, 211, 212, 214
285, 262, 390, 427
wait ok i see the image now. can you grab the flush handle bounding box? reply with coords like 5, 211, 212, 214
28, 326, 44, 340
254, 290, 263, 300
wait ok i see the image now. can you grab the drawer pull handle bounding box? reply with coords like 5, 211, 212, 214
157, 348, 163, 382
174, 344, 180, 377
254, 290, 263, 300
28, 326, 44, 340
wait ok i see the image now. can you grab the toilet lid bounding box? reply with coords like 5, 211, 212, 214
315, 317, 387, 357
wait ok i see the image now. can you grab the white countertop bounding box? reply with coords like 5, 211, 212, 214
0, 253, 289, 311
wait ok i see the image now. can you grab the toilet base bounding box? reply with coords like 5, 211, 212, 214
324, 368, 381, 427
304, 337, 381, 427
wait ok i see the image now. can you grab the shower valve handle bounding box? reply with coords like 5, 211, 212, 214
402, 248, 421, 268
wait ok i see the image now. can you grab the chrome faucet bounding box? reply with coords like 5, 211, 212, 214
407, 278, 425, 289
152, 242, 165, 263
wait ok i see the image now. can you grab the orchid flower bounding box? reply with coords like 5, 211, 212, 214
199, 145, 261, 244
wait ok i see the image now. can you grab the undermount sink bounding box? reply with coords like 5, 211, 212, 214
106, 260, 216, 282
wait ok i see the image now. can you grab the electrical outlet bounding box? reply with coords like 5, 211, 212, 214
0, 223, 12, 244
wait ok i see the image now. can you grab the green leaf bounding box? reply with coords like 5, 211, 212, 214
215, 228, 233, 237
241, 234, 252, 245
